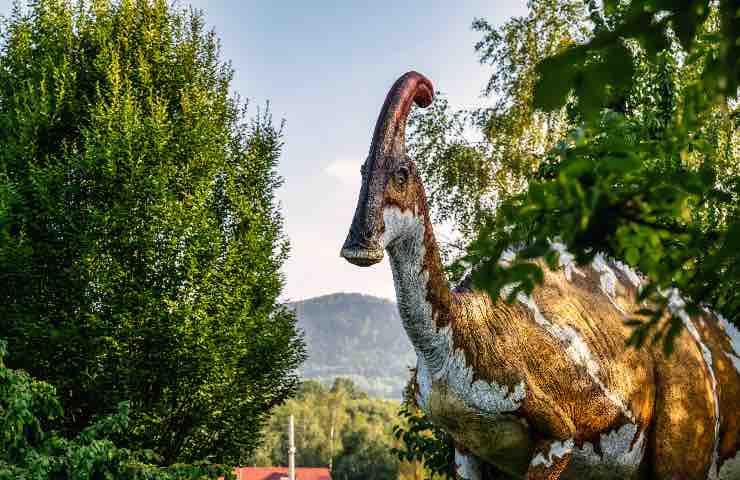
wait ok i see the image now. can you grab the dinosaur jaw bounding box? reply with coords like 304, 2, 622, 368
340, 245, 384, 267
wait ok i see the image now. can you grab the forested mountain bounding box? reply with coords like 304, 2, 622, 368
289, 293, 415, 399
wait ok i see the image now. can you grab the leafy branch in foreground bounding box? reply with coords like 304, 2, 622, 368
463, 0, 740, 348
0, 338, 235, 480
392, 402, 455, 480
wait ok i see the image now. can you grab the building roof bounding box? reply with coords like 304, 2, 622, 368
234, 467, 331, 480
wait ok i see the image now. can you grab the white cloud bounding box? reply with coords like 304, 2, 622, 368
325, 159, 361, 186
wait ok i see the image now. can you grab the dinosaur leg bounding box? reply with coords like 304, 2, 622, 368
454, 445, 516, 480
455, 446, 483, 479
455, 445, 483, 480
650, 347, 717, 480
520, 386, 576, 479
525, 438, 573, 479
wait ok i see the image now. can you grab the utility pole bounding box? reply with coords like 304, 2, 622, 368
288, 415, 296, 480
329, 409, 335, 472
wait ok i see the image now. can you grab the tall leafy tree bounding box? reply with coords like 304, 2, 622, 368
0, 0, 304, 464
406, 0, 593, 249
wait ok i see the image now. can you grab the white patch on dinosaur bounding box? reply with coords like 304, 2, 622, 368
382, 206, 422, 248
591, 253, 627, 315
716, 449, 740, 480
549, 239, 585, 281
714, 311, 740, 375
612, 259, 642, 288
591, 254, 618, 297
531, 438, 574, 468
499, 282, 519, 300
498, 246, 520, 267
517, 292, 634, 421
384, 206, 526, 416
455, 448, 482, 480
433, 326, 527, 414
570, 423, 646, 477
664, 289, 721, 479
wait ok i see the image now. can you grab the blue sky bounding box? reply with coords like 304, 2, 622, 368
0, 1, 527, 301
190, 1, 527, 301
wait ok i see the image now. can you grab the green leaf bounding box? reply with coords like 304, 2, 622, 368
625, 247, 641, 265
602, 154, 641, 174
534, 46, 588, 111
671, 1, 711, 50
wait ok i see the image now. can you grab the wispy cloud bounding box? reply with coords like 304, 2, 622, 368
325, 159, 360, 186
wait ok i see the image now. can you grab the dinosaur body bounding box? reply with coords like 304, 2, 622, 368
340, 71, 740, 479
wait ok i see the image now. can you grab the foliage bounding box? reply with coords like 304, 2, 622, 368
332, 428, 400, 480
472, 1, 591, 184
251, 379, 440, 480
464, 0, 740, 348
391, 402, 455, 480
406, 1, 594, 249
405, 96, 495, 248
291, 293, 415, 399
0, 0, 304, 464
0, 338, 236, 480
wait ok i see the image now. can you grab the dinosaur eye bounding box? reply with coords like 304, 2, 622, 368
394, 165, 409, 187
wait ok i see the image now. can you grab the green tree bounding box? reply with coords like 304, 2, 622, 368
332, 428, 399, 480
392, 402, 455, 480
0, 338, 236, 480
0, 0, 305, 464
252, 379, 412, 479
406, 0, 593, 251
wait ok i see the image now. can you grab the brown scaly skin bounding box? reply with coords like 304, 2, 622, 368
340, 71, 740, 479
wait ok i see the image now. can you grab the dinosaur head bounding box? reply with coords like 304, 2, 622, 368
340, 71, 434, 267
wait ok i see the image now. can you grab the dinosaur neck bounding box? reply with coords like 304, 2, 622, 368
386, 207, 454, 350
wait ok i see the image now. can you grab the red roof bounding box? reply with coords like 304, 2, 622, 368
233, 467, 331, 480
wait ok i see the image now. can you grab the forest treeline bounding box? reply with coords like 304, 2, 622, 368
251, 378, 442, 480
0, 0, 302, 477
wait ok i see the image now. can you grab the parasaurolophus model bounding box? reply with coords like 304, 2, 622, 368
339, 71, 740, 480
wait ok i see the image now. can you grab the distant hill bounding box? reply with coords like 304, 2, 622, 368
288, 293, 415, 399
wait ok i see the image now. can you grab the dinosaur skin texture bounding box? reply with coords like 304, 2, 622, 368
340, 71, 740, 480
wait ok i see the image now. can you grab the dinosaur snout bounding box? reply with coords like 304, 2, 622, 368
340, 236, 384, 267
341, 179, 385, 267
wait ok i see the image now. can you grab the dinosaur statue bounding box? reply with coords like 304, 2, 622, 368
339, 71, 740, 480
